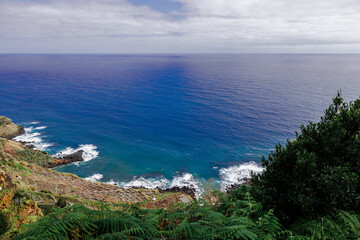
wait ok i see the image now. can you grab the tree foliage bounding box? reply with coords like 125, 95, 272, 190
252, 91, 360, 222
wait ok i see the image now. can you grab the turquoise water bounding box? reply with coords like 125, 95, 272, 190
1, 54, 360, 192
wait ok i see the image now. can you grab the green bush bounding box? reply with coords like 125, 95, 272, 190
56, 198, 67, 208
38, 205, 55, 216
252, 92, 360, 223
0, 212, 10, 236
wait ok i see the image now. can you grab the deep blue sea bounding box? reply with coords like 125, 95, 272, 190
1, 54, 360, 193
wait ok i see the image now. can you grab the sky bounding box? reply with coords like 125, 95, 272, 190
0, 0, 360, 53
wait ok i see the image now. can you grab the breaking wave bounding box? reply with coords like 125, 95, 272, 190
107, 173, 204, 198
103, 162, 263, 199
53, 144, 99, 161
13, 125, 53, 151
12, 120, 100, 163
77, 162, 264, 200
85, 173, 103, 182
218, 161, 263, 191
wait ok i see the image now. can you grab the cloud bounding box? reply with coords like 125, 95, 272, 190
0, 0, 359, 53
0, 0, 174, 38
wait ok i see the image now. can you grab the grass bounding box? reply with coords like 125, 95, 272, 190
0, 116, 12, 127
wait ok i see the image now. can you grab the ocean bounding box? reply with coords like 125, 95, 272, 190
1, 54, 360, 194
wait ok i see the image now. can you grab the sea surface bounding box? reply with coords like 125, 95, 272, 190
1, 54, 360, 194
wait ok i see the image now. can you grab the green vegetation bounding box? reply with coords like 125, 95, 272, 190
15, 148, 56, 167
0, 116, 12, 127
0, 211, 10, 236
252, 91, 360, 223
13, 187, 360, 240
5, 92, 360, 239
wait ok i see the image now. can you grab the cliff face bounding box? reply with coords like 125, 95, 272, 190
0, 116, 25, 140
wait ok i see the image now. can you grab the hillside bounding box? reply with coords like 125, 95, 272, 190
0, 117, 190, 238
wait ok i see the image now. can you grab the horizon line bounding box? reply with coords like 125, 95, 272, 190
1, 53, 360, 55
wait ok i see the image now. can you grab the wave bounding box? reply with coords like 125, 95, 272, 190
218, 161, 263, 191
85, 173, 103, 182
111, 173, 204, 198
13, 121, 100, 163
98, 162, 263, 199
121, 177, 169, 189
106, 179, 118, 185
13, 125, 53, 151
34, 126, 47, 130
53, 144, 99, 161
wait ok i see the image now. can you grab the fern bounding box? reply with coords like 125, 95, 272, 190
16, 188, 359, 240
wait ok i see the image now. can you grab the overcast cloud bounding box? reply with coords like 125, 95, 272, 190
0, 0, 359, 53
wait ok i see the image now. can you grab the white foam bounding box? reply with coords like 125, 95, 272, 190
31, 121, 40, 124
218, 161, 263, 191
85, 173, 103, 182
53, 144, 99, 161
169, 173, 204, 197
119, 173, 204, 199
120, 177, 170, 189
92, 162, 263, 199
13, 125, 53, 151
34, 126, 47, 130
106, 179, 118, 185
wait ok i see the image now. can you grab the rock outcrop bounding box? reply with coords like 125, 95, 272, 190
49, 150, 85, 168
0, 116, 25, 139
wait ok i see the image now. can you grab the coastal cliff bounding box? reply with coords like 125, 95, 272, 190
0, 116, 191, 238
0, 116, 25, 140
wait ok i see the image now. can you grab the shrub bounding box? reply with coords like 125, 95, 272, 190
56, 198, 67, 208
38, 205, 55, 216
252, 91, 360, 223
0, 212, 9, 236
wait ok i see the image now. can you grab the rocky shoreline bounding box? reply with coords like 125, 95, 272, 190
1, 116, 197, 201
3, 119, 87, 168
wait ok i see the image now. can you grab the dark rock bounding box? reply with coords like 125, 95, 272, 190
17, 141, 35, 149
48, 150, 84, 168
63, 150, 84, 162
225, 179, 252, 193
